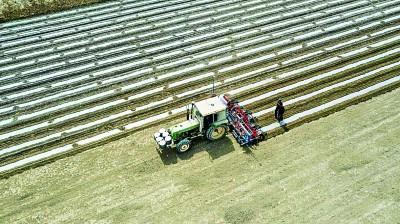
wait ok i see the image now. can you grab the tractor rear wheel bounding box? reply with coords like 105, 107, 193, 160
206, 125, 228, 141
176, 138, 191, 153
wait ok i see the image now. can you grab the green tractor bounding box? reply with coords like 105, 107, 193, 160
154, 95, 229, 153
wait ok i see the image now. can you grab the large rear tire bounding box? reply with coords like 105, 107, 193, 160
206, 125, 228, 141
176, 138, 191, 153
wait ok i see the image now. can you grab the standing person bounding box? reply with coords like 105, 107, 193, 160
275, 99, 285, 124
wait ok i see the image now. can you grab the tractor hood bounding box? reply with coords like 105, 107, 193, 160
169, 119, 199, 138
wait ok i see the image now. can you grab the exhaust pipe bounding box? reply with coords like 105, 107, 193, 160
186, 105, 190, 120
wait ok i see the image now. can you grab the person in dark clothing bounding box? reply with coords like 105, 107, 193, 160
275, 99, 285, 123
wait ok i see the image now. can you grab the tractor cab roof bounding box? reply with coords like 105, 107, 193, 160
194, 96, 227, 116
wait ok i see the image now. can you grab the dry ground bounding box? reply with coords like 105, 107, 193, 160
1, 88, 400, 223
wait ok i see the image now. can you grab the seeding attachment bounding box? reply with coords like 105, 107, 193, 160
222, 95, 264, 145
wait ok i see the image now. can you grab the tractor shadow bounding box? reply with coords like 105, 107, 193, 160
242, 145, 256, 155
238, 131, 271, 159
157, 147, 178, 165
157, 137, 235, 165
204, 137, 235, 160
240, 142, 261, 160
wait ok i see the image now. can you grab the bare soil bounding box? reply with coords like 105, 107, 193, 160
0, 0, 104, 21
0, 88, 399, 223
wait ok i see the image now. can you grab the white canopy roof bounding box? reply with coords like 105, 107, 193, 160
194, 96, 226, 116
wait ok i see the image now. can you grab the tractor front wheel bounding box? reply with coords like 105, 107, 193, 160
176, 138, 191, 153
206, 125, 228, 141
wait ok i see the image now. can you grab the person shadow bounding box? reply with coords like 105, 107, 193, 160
279, 120, 290, 132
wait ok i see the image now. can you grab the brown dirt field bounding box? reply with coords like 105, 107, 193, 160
0, 0, 104, 21
1, 87, 400, 223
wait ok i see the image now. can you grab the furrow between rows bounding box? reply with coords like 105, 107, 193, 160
1, 67, 398, 175
0, 23, 398, 140
0, 15, 398, 138
0, 0, 333, 77
0, 44, 399, 165
0, 0, 226, 45
1, 5, 398, 118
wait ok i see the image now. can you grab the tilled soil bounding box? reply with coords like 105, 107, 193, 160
0, 0, 103, 21
0, 86, 399, 223
2, 34, 399, 167
2, 0, 400, 170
